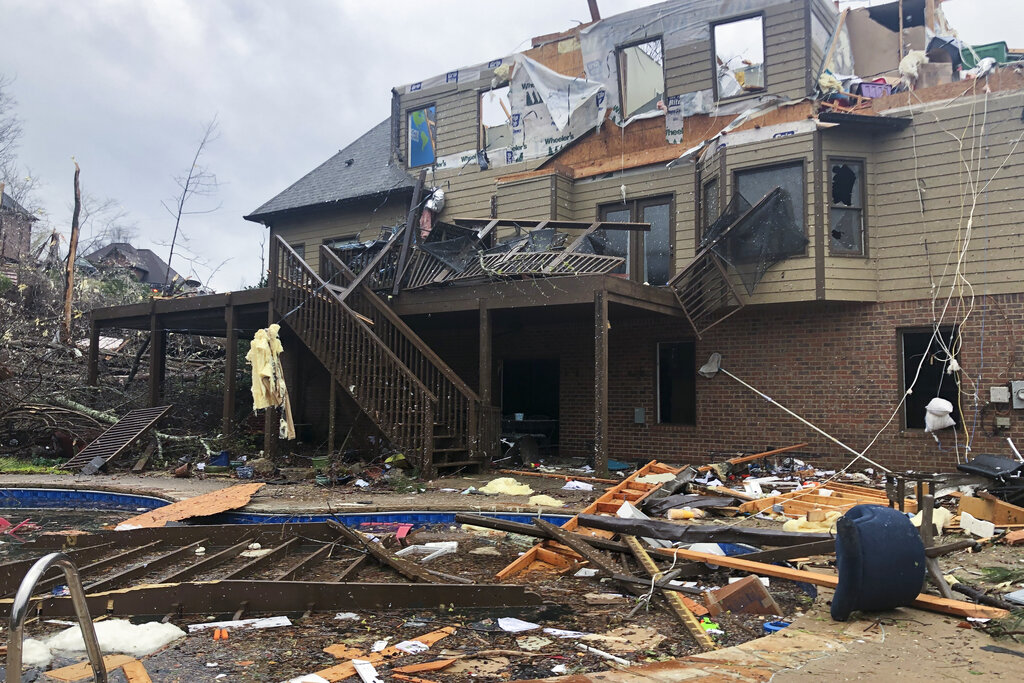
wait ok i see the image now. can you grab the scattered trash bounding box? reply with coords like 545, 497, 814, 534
576, 642, 630, 665
395, 541, 458, 562
394, 639, 430, 654
187, 616, 292, 633
480, 477, 534, 496
528, 494, 565, 507
763, 620, 791, 634
562, 480, 594, 491
516, 635, 552, 651
45, 619, 185, 658
354, 478, 371, 488
497, 617, 540, 632
469, 546, 501, 556
705, 576, 781, 617
351, 658, 384, 683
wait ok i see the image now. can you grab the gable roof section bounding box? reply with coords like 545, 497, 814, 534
1, 190, 34, 219
244, 118, 415, 223
81, 242, 182, 285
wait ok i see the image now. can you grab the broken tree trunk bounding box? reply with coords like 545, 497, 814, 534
62, 162, 82, 345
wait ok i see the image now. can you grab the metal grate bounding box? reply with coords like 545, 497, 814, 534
62, 406, 171, 471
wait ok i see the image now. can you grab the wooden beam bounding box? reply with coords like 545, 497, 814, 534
392, 169, 426, 296
327, 520, 471, 584
533, 518, 620, 577
624, 535, 716, 651
86, 315, 100, 385
594, 289, 608, 477
478, 299, 492, 404
222, 298, 237, 435
651, 546, 1009, 619
147, 309, 165, 408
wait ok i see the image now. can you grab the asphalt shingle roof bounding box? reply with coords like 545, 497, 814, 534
245, 118, 415, 222
1, 190, 33, 217
81, 242, 183, 285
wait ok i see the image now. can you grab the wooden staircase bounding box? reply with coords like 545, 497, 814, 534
270, 235, 497, 477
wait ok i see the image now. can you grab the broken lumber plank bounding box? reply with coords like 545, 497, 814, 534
114, 483, 265, 529
327, 520, 469, 584
577, 513, 833, 546
958, 494, 1024, 526
497, 460, 682, 579
532, 518, 621, 576
456, 512, 628, 553
131, 442, 155, 473
698, 443, 808, 472
45, 654, 136, 682
120, 659, 153, 683
315, 627, 455, 682
392, 659, 457, 674
623, 535, 716, 651
650, 546, 1009, 619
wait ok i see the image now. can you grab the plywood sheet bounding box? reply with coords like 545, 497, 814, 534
45, 654, 136, 682
115, 483, 265, 530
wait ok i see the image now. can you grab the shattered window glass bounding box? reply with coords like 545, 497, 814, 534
658, 341, 696, 425
713, 16, 765, 99
829, 160, 865, 255
735, 162, 804, 233
480, 85, 511, 151
617, 38, 664, 119
595, 206, 631, 276
408, 105, 436, 168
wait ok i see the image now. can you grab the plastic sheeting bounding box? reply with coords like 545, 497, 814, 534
507, 54, 607, 164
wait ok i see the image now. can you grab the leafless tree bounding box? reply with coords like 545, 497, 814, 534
76, 194, 138, 255
0, 75, 22, 175
163, 117, 220, 289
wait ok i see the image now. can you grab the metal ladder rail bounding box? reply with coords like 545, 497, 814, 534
6, 552, 107, 683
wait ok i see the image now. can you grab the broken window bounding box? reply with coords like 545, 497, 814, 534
596, 205, 632, 277
617, 38, 664, 120
735, 162, 804, 234
408, 105, 436, 168
599, 195, 673, 285
829, 160, 865, 256
901, 327, 962, 430
658, 341, 696, 425
713, 16, 765, 99
479, 85, 511, 151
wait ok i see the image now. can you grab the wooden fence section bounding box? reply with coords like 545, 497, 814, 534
496, 460, 682, 579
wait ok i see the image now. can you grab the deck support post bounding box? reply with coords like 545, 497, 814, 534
222, 298, 237, 436
594, 289, 609, 477
328, 380, 337, 455
148, 306, 165, 408
478, 299, 492, 405
86, 315, 100, 386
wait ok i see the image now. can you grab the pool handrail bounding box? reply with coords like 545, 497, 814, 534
6, 552, 106, 683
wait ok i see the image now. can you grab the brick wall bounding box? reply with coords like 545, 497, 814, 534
408, 293, 1024, 472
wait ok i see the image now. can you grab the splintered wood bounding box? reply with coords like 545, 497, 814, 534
496, 460, 681, 579
115, 483, 265, 529
738, 482, 916, 519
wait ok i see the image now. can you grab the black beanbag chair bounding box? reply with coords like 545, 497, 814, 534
831, 504, 926, 621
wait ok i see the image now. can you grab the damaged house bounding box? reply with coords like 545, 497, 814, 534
90, 0, 1024, 477
0, 187, 35, 285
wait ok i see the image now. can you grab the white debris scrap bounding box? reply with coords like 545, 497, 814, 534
187, 616, 292, 633
46, 619, 185, 658
394, 541, 458, 562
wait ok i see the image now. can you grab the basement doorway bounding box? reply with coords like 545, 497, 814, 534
501, 358, 560, 453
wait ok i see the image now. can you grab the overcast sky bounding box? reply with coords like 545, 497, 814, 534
1, 0, 1019, 291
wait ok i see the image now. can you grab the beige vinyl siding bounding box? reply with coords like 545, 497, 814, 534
808, 0, 838, 84
496, 176, 556, 221
872, 91, 1024, 300
399, 75, 491, 164
553, 174, 574, 221
763, 2, 811, 102
269, 197, 409, 276
723, 133, 817, 304
664, 41, 712, 97
568, 162, 696, 275
820, 129, 878, 302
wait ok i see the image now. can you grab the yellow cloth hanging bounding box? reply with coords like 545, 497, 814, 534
245, 324, 295, 440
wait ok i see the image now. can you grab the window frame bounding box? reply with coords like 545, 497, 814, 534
478, 83, 511, 152
655, 340, 697, 426
615, 35, 667, 121
899, 326, 962, 431
597, 193, 676, 285
827, 157, 868, 257
406, 104, 437, 169
731, 159, 808, 255
710, 13, 767, 102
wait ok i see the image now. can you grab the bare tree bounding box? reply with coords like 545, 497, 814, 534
76, 194, 138, 255
163, 117, 220, 290
0, 75, 22, 175
62, 162, 82, 344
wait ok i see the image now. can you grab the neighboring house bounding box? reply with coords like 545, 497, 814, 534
81, 242, 203, 293
95, 0, 1024, 476
0, 189, 36, 284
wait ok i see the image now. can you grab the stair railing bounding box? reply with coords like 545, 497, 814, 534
271, 236, 437, 471
7, 553, 106, 683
